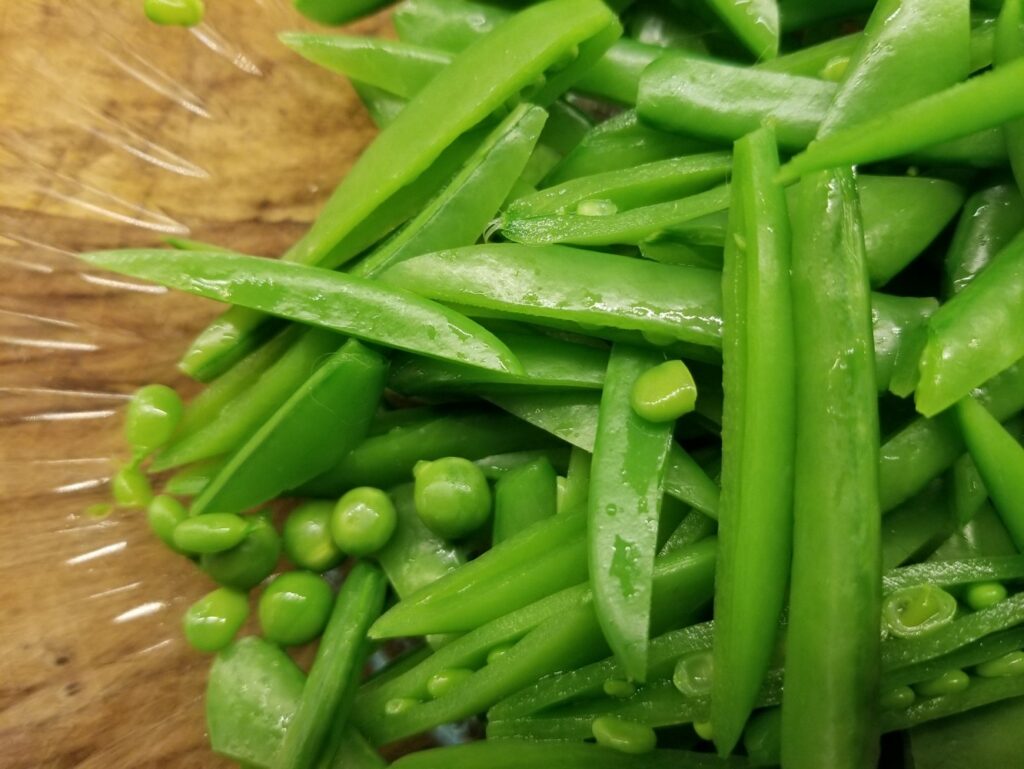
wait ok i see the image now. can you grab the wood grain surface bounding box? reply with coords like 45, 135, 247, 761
0, 1, 389, 765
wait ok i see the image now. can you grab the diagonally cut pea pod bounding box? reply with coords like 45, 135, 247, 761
943, 183, 1024, 297
190, 340, 387, 515
493, 457, 558, 545
702, 0, 780, 60
589, 344, 674, 681
79, 249, 523, 374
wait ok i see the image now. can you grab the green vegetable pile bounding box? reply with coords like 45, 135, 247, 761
92, 0, 1024, 765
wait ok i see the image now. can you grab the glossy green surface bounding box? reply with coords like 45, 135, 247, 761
183, 587, 249, 653
144, 0, 204, 26
591, 716, 657, 754
111, 463, 153, 508
492, 457, 557, 545
201, 513, 281, 591
124, 384, 182, 457
258, 571, 334, 646
173, 513, 250, 555
283, 501, 343, 572
332, 487, 398, 556
883, 585, 958, 639
146, 495, 188, 552
629, 360, 697, 423
413, 457, 492, 539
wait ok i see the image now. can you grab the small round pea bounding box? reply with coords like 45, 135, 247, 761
425, 668, 473, 699
630, 360, 698, 423
965, 581, 1008, 611
879, 685, 915, 710
693, 721, 714, 741
591, 716, 656, 754
173, 513, 250, 555
124, 384, 183, 457
284, 500, 343, 571
602, 679, 636, 699
258, 571, 333, 646
182, 587, 248, 653
147, 495, 189, 552
672, 650, 713, 697
144, 0, 205, 27
384, 697, 419, 716
112, 463, 154, 507
331, 487, 397, 556
201, 513, 281, 590
413, 457, 492, 539
882, 584, 958, 639
975, 651, 1024, 678
914, 669, 970, 698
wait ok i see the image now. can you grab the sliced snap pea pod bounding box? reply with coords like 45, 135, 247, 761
885, 626, 1024, 688
702, 0, 779, 60
777, 0, 873, 32
713, 127, 794, 755
81, 249, 522, 375
996, 0, 1024, 194
275, 562, 387, 769
944, 183, 1024, 297
755, 31, 861, 78
388, 330, 609, 394
476, 448, 572, 479
778, 57, 1024, 183
915, 231, 1024, 417
589, 344, 674, 681
816, 0, 970, 138
907, 692, 1024, 769
164, 458, 222, 497
930, 503, 1018, 561
192, 340, 386, 515
783, 168, 881, 769
300, 409, 556, 496
880, 481, 958, 571
493, 457, 558, 545
293, 0, 389, 26
873, 293, 938, 394
882, 670, 1024, 733
883, 555, 1024, 593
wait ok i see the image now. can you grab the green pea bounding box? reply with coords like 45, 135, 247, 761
331, 487, 397, 556
147, 495, 189, 552
486, 644, 514, 665
384, 697, 419, 716
882, 584, 958, 638
914, 669, 970, 698
201, 513, 281, 590
182, 587, 248, 653
173, 513, 250, 555
124, 384, 183, 457
112, 463, 153, 507
283, 500, 343, 571
413, 457, 492, 539
630, 360, 698, 423
693, 721, 713, 741
258, 571, 333, 646
602, 678, 636, 698
591, 716, 657, 754
672, 649, 714, 696
143, 0, 205, 26
426, 668, 474, 699
975, 651, 1024, 678
879, 685, 915, 710
965, 581, 1008, 611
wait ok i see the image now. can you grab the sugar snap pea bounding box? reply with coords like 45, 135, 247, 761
944, 183, 1024, 297
996, 0, 1024, 194
493, 457, 557, 544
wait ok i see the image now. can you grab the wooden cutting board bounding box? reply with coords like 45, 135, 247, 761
0, 1, 388, 765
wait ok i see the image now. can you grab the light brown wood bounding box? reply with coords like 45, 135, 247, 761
0, 1, 388, 765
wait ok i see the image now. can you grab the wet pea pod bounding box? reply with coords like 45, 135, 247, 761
493, 457, 557, 545
943, 183, 1024, 298
996, 0, 1024, 194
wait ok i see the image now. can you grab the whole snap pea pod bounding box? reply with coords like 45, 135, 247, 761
300, 409, 555, 496
756, 31, 861, 78
782, 168, 881, 769
80, 249, 522, 375
882, 554, 1024, 593
885, 625, 1024, 688
777, 57, 1024, 183
191, 340, 387, 515
944, 183, 1024, 297
712, 127, 795, 756
153, 328, 342, 471
294, 0, 390, 26
930, 503, 1018, 561
589, 345, 675, 681
816, 0, 970, 138
873, 293, 938, 394
560, 447, 592, 515
915, 231, 1024, 417
493, 457, 558, 545
996, 0, 1024, 194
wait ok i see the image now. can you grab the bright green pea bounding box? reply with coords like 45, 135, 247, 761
426, 668, 474, 699
914, 669, 970, 698
630, 360, 698, 423
124, 384, 183, 457
882, 584, 958, 638
182, 587, 248, 653
173, 513, 250, 555
603, 679, 636, 698
144, 0, 205, 26
591, 716, 657, 754
258, 571, 333, 646
975, 651, 1024, 678
672, 650, 714, 696
879, 685, 915, 710
693, 721, 714, 741
384, 697, 419, 716
331, 487, 397, 557
486, 644, 514, 665
413, 457, 492, 539
283, 500, 343, 571
112, 463, 153, 507
147, 495, 189, 552
965, 581, 1008, 611
201, 513, 281, 590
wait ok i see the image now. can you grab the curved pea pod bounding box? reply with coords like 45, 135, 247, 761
293, 0, 389, 25
755, 31, 861, 78
915, 232, 1024, 417
299, 409, 556, 496
589, 345, 674, 681
816, 0, 970, 137
782, 168, 881, 769
79, 249, 522, 375
944, 183, 1024, 297
191, 340, 387, 515
493, 457, 558, 545
874, 293, 939, 394
379, 243, 724, 349
703, 0, 779, 60
777, 58, 1024, 183
996, 0, 1024, 194
712, 127, 795, 755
